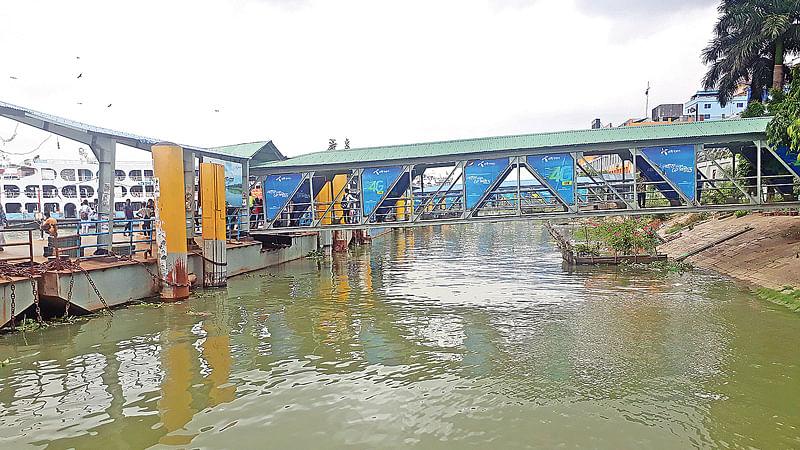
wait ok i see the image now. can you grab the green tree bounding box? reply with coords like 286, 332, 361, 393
767, 67, 800, 150
702, 0, 800, 106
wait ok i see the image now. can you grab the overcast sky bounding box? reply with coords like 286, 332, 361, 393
0, 0, 719, 161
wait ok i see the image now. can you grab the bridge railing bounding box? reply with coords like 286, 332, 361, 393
254, 144, 800, 233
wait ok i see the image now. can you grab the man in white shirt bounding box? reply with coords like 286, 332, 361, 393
78, 200, 92, 235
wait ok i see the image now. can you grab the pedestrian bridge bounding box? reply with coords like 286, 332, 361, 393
250, 118, 800, 234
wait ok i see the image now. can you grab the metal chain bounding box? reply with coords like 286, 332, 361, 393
10, 282, 15, 329
29, 276, 42, 324
64, 270, 74, 318
78, 267, 112, 315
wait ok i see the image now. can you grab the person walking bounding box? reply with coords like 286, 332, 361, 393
34, 209, 45, 240
79, 200, 92, 235
123, 199, 135, 236
0, 203, 8, 252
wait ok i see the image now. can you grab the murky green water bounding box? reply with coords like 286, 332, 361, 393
1, 222, 799, 448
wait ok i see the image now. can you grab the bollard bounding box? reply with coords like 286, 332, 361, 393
152, 143, 190, 300
200, 163, 227, 286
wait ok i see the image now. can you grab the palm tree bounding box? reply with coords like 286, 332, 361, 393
702, 0, 800, 106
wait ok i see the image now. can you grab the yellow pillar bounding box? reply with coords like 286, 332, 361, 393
200, 163, 227, 287
153, 143, 190, 300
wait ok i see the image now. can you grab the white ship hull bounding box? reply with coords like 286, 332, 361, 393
0, 159, 156, 221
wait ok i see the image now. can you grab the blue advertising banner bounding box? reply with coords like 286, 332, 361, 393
527, 154, 575, 205
264, 174, 303, 220
640, 145, 696, 200
464, 158, 509, 209
362, 167, 404, 216
207, 157, 243, 206
775, 146, 800, 176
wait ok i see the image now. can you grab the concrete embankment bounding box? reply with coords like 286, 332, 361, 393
657, 213, 800, 290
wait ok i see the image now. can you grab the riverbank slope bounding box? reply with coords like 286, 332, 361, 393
657, 213, 800, 290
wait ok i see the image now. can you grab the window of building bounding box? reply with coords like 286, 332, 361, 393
62, 185, 77, 198
704, 104, 712, 109
4, 185, 19, 198
24, 185, 38, 199
42, 185, 58, 198
60, 169, 76, 181
78, 168, 93, 181
736, 102, 744, 108
704, 114, 711, 119
79, 185, 95, 198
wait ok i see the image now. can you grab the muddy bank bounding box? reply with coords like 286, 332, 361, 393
657, 212, 800, 290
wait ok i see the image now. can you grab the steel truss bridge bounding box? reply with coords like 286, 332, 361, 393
250, 118, 800, 234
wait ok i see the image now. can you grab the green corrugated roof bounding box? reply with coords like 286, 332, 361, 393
208, 141, 285, 164
253, 118, 770, 173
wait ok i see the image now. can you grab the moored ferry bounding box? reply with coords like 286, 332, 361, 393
0, 157, 155, 221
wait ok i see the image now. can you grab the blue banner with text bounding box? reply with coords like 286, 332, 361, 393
527, 154, 575, 205
464, 158, 510, 209
640, 145, 696, 200
264, 173, 303, 220
362, 167, 404, 216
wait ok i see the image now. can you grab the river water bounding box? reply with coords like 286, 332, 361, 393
0, 222, 798, 448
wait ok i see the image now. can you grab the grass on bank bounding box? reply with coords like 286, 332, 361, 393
756, 286, 800, 312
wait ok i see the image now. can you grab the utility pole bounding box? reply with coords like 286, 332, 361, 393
645, 81, 650, 121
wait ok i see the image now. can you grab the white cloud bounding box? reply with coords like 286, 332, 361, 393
0, 0, 719, 161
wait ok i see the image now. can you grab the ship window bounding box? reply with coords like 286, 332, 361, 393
115, 170, 126, 182
78, 169, 93, 181
145, 185, 154, 195
25, 203, 39, 213
44, 202, 60, 214
115, 186, 127, 197
24, 185, 39, 198
42, 185, 58, 198
62, 185, 77, 198
79, 185, 95, 198
60, 169, 76, 181
115, 202, 125, 212
41, 168, 56, 181
130, 185, 143, 197
129, 170, 142, 181
64, 203, 77, 218
144, 170, 153, 181
4, 185, 19, 198
5, 203, 21, 213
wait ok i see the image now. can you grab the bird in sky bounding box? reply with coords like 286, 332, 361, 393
76, 102, 83, 105
214, 109, 220, 113
76, 56, 80, 60
77, 73, 82, 79
107, 104, 112, 108
9, 76, 17, 80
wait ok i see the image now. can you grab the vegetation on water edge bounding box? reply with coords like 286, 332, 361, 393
619, 260, 694, 273
582, 217, 660, 255
306, 250, 327, 259
756, 286, 800, 312
734, 210, 748, 218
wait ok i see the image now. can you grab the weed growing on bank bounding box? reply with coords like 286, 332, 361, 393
756, 286, 800, 312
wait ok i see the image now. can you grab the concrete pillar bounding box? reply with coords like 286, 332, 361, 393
91, 136, 116, 253
332, 230, 348, 252
183, 149, 196, 241
152, 143, 190, 300
200, 162, 227, 287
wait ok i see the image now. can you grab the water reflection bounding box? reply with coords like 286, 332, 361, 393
0, 222, 798, 448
